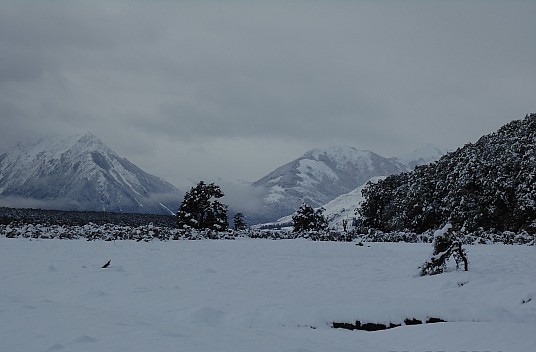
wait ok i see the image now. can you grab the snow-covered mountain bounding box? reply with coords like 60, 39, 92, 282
318, 145, 447, 230
0, 132, 181, 214
251, 145, 446, 224
256, 176, 385, 231
251, 146, 406, 222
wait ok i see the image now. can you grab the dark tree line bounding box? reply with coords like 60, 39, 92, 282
358, 114, 536, 234
0, 206, 176, 227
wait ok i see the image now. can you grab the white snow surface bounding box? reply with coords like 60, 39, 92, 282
1, 238, 535, 352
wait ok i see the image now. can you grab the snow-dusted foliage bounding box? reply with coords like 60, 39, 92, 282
0, 223, 242, 241
292, 202, 327, 232
1, 206, 534, 244
359, 114, 536, 235
419, 224, 468, 276
233, 212, 247, 230
176, 181, 228, 231
1, 222, 534, 244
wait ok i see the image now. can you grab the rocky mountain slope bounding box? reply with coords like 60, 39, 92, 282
0, 132, 181, 214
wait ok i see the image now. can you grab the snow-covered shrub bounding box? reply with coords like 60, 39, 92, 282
419, 224, 468, 276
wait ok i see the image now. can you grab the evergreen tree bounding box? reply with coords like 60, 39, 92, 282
233, 212, 247, 230
176, 181, 228, 231
292, 202, 327, 232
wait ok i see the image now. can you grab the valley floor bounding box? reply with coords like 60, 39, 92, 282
1, 238, 535, 352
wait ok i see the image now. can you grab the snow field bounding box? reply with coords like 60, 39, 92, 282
1, 238, 535, 352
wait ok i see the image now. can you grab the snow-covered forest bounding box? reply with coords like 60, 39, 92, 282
359, 114, 536, 235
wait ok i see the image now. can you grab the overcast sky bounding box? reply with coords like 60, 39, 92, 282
1, 1, 535, 189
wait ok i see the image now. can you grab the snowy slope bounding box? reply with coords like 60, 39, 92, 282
0, 133, 181, 214
322, 176, 386, 230
252, 146, 408, 222
1, 238, 535, 352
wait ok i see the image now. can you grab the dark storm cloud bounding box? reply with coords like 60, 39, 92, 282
0, 1, 535, 187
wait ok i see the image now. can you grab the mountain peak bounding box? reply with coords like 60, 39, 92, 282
0, 133, 181, 214
76, 131, 100, 143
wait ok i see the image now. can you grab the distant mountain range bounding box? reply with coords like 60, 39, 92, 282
0, 132, 445, 222
250, 145, 446, 223
0, 132, 181, 214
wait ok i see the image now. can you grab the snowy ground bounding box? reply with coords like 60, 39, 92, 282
1, 238, 535, 352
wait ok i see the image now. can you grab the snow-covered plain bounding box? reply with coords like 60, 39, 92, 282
1, 238, 535, 352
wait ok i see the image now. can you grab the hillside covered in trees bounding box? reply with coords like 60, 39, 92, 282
358, 114, 536, 235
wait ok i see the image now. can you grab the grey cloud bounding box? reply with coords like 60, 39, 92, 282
0, 1, 535, 185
